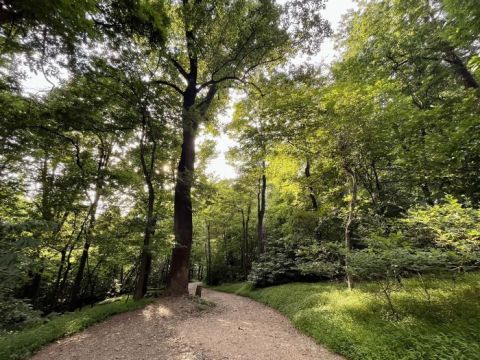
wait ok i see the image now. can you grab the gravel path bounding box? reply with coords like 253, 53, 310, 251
31, 284, 343, 360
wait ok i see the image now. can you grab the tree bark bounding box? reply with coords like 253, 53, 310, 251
167, 126, 196, 294
165, 65, 198, 292
165, 3, 222, 293
166, 62, 217, 294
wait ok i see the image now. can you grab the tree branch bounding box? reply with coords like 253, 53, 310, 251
198, 76, 264, 96
153, 79, 185, 95
170, 57, 189, 79
197, 85, 218, 117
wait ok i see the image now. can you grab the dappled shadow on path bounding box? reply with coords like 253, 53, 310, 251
31, 295, 209, 360
32, 284, 343, 360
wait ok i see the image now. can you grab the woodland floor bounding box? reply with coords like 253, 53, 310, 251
30, 283, 343, 360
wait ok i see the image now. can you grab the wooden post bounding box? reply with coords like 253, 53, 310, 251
195, 285, 202, 297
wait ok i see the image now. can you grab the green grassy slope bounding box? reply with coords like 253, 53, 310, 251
214, 273, 480, 360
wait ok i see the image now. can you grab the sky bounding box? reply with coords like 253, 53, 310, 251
22, 0, 357, 179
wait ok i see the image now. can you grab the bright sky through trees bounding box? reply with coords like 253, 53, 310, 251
21, 0, 356, 180
204, 0, 356, 179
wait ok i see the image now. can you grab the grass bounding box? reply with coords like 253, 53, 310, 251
0, 296, 154, 360
213, 272, 480, 360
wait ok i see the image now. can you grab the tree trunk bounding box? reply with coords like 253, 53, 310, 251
59, 244, 74, 301
120, 266, 124, 284
51, 247, 67, 306
344, 169, 357, 290
246, 204, 251, 258
167, 125, 196, 295
241, 203, 252, 277
134, 212, 154, 299
197, 264, 202, 281
223, 229, 228, 266
206, 222, 212, 282
257, 169, 266, 255
22, 269, 43, 305
160, 256, 170, 285
69, 139, 110, 309
70, 239, 90, 310
305, 158, 318, 210
166, 23, 217, 293
241, 209, 246, 277
24, 152, 52, 305
165, 74, 198, 294
70, 196, 101, 310
167, 75, 218, 295
371, 160, 384, 203
444, 49, 479, 90
134, 119, 157, 300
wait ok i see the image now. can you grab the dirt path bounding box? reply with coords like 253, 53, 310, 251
31, 284, 343, 360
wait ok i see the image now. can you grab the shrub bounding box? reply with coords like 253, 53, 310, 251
248, 237, 343, 287
248, 238, 299, 287
0, 297, 41, 334
403, 196, 480, 255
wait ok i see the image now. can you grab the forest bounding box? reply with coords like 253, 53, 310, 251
0, 0, 479, 359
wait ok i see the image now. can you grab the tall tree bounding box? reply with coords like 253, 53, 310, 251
148, 0, 330, 294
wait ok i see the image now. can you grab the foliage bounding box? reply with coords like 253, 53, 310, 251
403, 196, 480, 254
204, 0, 480, 291
0, 298, 41, 334
248, 238, 299, 287
248, 237, 342, 287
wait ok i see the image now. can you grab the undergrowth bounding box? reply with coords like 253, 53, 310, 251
214, 272, 480, 360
